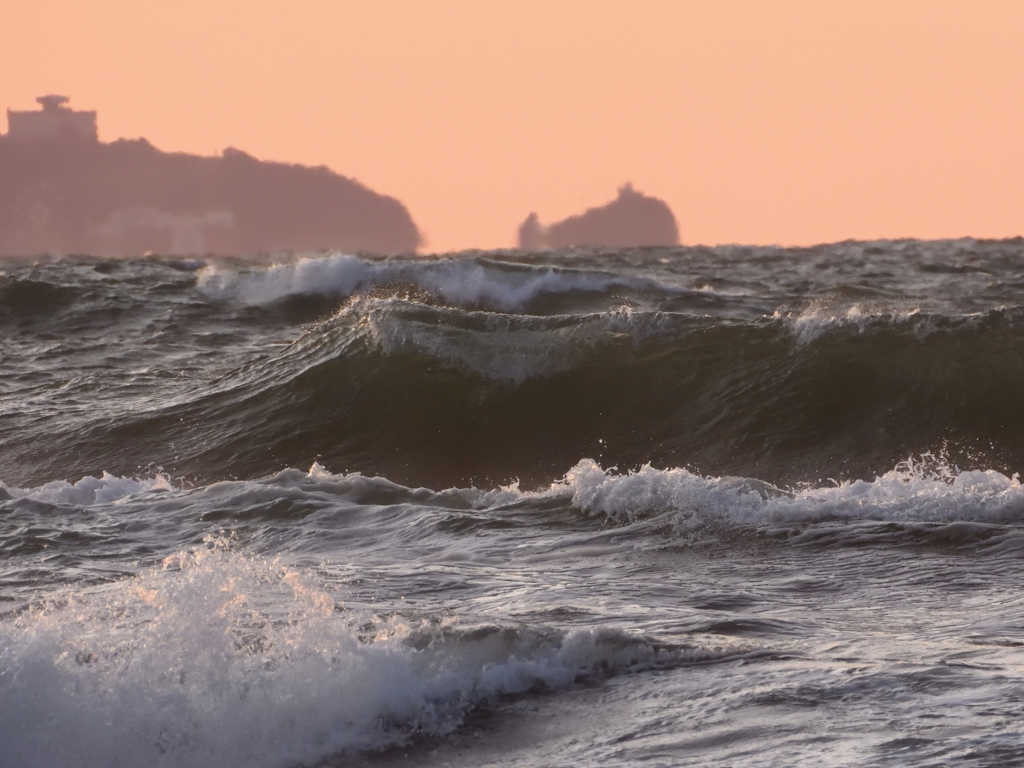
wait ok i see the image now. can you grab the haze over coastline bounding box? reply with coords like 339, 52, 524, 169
3, 1, 1022, 251
0, 96, 421, 257
0, 97, 680, 257
19, 85, 1012, 258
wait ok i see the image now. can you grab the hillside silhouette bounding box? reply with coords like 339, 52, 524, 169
519, 183, 679, 249
0, 97, 420, 256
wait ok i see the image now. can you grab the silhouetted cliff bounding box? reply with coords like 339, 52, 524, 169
518, 184, 679, 249
0, 134, 421, 256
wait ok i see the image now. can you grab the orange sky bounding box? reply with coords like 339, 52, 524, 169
3, 0, 1023, 253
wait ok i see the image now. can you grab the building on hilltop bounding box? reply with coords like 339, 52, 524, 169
6, 95, 98, 142
0, 95, 420, 255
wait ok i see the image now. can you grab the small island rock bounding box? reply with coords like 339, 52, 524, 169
518, 183, 679, 249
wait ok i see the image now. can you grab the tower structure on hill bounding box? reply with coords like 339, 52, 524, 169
0, 95, 420, 255
6, 95, 98, 142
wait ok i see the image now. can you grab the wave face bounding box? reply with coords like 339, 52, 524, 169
4, 242, 1024, 488
5, 240, 1024, 767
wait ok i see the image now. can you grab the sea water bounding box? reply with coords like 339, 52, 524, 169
3, 241, 1024, 766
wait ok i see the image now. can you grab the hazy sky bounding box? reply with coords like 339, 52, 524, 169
3, 1, 1023, 253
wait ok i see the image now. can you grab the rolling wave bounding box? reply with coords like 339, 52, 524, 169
5, 457, 1024, 573
6, 295, 1024, 489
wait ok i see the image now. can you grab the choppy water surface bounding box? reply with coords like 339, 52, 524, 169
3, 240, 1024, 767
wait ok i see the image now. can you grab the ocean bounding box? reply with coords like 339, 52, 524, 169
3, 241, 1024, 767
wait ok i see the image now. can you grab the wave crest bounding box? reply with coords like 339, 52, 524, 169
196, 253, 672, 311
558, 456, 1024, 530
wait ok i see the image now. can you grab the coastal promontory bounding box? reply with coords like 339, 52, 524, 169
0, 96, 421, 256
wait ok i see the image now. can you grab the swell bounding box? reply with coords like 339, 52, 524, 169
7, 298, 1024, 489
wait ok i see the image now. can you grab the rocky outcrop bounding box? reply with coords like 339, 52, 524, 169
0, 136, 421, 256
518, 184, 679, 249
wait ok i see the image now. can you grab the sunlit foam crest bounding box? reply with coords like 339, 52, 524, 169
0, 542, 724, 768
0, 471, 173, 506
771, 301, 1010, 345
773, 302, 924, 344
557, 456, 1024, 529
7, 453, 1024, 530
196, 253, 671, 311
315, 296, 674, 384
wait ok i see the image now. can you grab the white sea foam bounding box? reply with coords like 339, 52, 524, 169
196, 253, 666, 311
556, 457, 1024, 530
319, 297, 673, 384
362, 303, 593, 384
8, 455, 1022, 533
771, 301, 1004, 345
774, 302, 931, 344
0, 544, 716, 768
0, 471, 173, 506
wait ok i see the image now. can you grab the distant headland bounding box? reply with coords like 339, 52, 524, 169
0, 96, 421, 256
518, 184, 679, 249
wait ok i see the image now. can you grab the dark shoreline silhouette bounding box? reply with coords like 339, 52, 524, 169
519, 183, 679, 249
0, 97, 421, 256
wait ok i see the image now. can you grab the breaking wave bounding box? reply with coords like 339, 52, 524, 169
0, 545, 726, 768
558, 456, 1024, 532
195, 253, 676, 311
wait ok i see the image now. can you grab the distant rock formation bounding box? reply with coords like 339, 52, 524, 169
0, 96, 421, 256
518, 183, 679, 249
